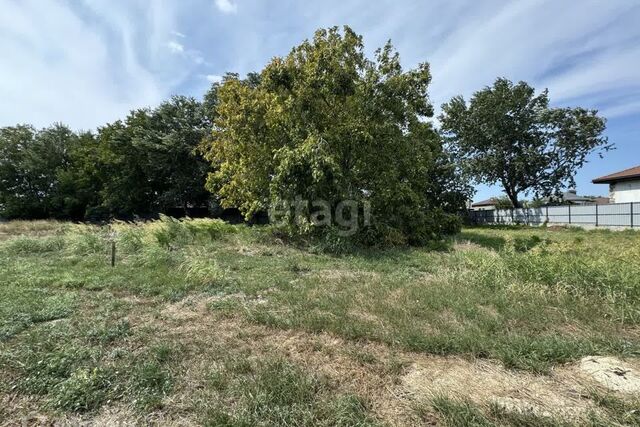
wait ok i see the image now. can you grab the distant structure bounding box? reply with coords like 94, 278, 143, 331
471, 198, 500, 211
472, 190, 609, 211
556, 189, 609, 206
593, 165, 640, 203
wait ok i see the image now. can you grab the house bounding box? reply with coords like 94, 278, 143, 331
593, 165, 640, 203
471, 198, 500, 211
558, 189, 609, 205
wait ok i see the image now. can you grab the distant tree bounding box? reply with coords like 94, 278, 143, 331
202, 26, 465, 245
523, 198, 545, 209
98, 96, 211, 217
493, 196, 514, 210
0, 124, 73, 218
440, 78, 612, 208
97, 111, 154, 216
53, 131, 103, 220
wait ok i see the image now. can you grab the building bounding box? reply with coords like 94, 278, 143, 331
471, 198, 500, 211
593, 165, 640, 203
558, 190, 609, 205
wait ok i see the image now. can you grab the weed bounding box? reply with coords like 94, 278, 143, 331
50, 367, 116, 412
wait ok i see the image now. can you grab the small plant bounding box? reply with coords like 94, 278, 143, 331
50, 367, 115, 412
131, 360, 173, 408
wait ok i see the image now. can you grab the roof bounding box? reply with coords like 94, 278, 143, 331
562, 190, 593, 202
593, 197, 610, 205
472, 198, 498, 207
593, 165, 640, 184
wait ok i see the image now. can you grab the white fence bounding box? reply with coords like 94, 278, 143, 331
468, 202, 640, 228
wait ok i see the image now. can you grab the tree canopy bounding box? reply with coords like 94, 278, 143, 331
440, 78, 611, 207
0, 124, 74, 218
1, 30, 615, 247
0, 96, 212, 220
201, 26, 467, 245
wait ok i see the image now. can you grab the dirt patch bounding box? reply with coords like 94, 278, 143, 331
348, 309, 384, 325
160, 292, 267, 321
436, 309, 467, 331
403, 357, 595, 420
578, 356, 640, 394
152, 300, 422, 426
310, 269, 380, 282
154, 294, 640, 424
477, 304, 501, 320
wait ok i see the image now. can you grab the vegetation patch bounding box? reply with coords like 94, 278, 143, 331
0, 221, 638, 425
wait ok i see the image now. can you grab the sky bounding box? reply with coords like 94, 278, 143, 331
1, 0, 639, 201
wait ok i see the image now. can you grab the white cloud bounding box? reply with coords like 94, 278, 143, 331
1, 0, 639, 132
206, 74, 223, 83
167, 40, 185, 53
0, 0, 166, 130
215, 0, 237, 14
421, 0, 640, 117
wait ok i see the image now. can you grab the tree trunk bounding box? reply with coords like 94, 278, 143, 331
504, 188, 521, 209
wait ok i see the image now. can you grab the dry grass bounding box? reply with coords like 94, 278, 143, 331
2, 220, 640, 425
0, 219, 67, 240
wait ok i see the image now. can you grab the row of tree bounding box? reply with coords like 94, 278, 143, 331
0, 26, 610, 245
0, 96, 212, 220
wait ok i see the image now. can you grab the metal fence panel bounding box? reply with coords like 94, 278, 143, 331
547, 206, 570, 224
468, 202, 639, 228
569, 205, 597, 224
598, 203, 631, 226
527, 208, 545, 224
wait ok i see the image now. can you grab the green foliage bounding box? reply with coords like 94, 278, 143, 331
0, 97, 212, 220
202, 26, 468, 246
51, 367, 115, 412
131, 360, 173, 408
492, 195, 514, 209
430, 395, 494, 427
96, 96, 211, 217
203, 358, 379, 427
440, 78, 611, 207
0, 124, 75, 218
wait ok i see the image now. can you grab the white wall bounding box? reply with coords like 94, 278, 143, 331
611, 180, 640, 203
473, 205, 496, 211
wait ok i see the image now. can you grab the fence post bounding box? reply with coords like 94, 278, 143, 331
568, 205, 571, 224
595, 204, 598, 227
631, 203, 634, 228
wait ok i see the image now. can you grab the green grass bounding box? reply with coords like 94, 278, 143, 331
0, 218, 638, 424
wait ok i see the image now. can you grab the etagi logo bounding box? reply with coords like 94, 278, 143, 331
268, 197, 371, 236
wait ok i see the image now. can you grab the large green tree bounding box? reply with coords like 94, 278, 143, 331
440, 78, 611, 208
53, 131, 103, 220
201, 26, 466, 245
98, 96, 211, 217
0, 124, 74, 218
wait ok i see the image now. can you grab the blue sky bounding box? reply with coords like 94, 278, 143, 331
1, 0, 639, 201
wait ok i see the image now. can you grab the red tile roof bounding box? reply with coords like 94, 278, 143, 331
593, 165, 640, 184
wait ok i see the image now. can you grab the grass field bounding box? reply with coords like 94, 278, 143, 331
1, 218, 639, 426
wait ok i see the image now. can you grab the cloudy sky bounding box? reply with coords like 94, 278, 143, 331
1, 0, 639, 201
